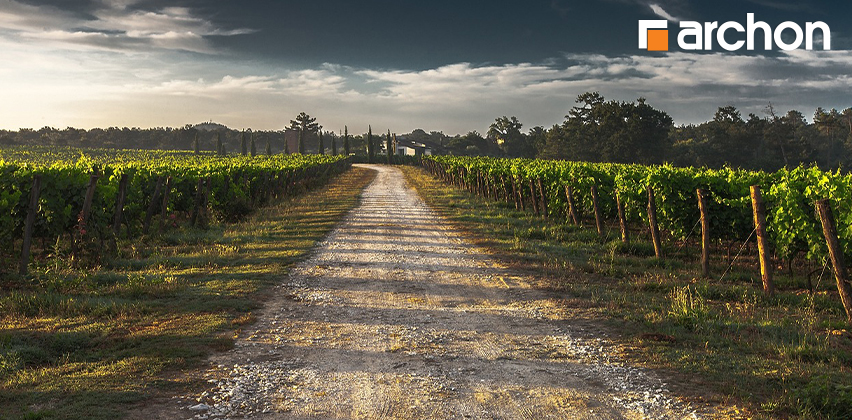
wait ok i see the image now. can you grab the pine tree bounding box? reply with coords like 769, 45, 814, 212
250, 134, 257, 157
265, 141, 272, 155
344, 126, 350, 155
318, 131, 325, 155
288, 112, 319, 155
240, 131, 247, 156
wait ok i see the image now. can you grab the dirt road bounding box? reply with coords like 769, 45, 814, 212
175, 164, 703, 419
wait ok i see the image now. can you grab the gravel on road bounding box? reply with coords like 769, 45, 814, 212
166, 164, 708, 419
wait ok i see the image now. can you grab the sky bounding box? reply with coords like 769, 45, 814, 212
0, 0, 851, 135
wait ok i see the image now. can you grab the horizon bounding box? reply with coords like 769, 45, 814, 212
1, 0, 850, 135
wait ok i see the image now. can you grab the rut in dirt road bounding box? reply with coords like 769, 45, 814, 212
182, 164, 703, 420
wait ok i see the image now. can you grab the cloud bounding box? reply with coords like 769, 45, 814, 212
90, 52, 852, 131
0, 0, 254, 53
1, 31, 851, 133
649, 4, 679, 21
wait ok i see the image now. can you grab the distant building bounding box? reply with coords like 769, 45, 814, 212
395, 140, 432, 156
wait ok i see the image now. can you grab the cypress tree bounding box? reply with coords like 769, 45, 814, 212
250, 134, 257, 157
332, 133, 338, 155
298, 129, 305, 154
284, 136, 290, 154
344, 126, 350, 155
265, 141, 272, 155
216, 133, 223, 155
367, 125, 374, 163
193, 132, 199, 154
386, 129, 393, 164
318, 131, 325, 155
240, 131, 247, 156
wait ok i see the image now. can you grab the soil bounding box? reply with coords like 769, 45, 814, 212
134, 164, 719, 420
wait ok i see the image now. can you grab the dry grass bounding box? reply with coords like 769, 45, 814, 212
0, 167, 376, 420
401, 165, 852, 420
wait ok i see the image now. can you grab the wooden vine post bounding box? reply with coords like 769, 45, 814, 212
19, 175, 41, 276
72, 171, 100, 261
815, 199, 852, 324
616, 192, 629, 243
112, 173, 129, 237
591, 185, 603, 236
528, 179, 539, 215
79, 171, 100, 228
750, 185, 774, 296
191, 178, 205, 227
203, 176, 212, 226
564, 185, 580, 226
537, 178, 548, 219
647, 186, 663, 259
515, 178, 525, 211
500, 176, 512, 207
143, 176, 164, 234
697, 188, 710, 278
158, 176, 173, 233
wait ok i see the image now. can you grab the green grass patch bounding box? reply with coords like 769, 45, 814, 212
0, 167, 376, 420
401, 166, 852, 420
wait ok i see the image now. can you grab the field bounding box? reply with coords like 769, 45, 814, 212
407, 157, 852, 419
0, 146, 370, 419
1, 146, 851, 419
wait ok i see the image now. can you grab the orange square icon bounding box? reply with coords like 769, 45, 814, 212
647, 29, 669, 51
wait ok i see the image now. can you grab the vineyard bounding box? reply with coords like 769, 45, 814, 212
0, 146, 351, 274
422, 156, 852, 321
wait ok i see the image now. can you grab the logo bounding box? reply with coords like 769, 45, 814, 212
639, 20, 669, 51
639, 13, 831, 52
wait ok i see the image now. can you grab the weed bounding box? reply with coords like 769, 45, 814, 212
792, 375, 852, 419
401, 166, 852, 419
0, 167, 375, 420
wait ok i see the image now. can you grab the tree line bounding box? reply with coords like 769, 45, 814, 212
2, 96, 850, 171
478, 93, 851, 172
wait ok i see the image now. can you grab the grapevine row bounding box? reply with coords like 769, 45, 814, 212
1, 148, 351, 273
422, 156, 852, 320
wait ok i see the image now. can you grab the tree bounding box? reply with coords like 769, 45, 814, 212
543, 93, 672, 164
193, 132, 199, 154
289, 112, 319, 154
250, 134, 257, 157
367, 125, 375, 163
488, 116, 534, 157
386, 129, 393, 164
265, 141, 272, 155
216, 133, 223, 155
344, 126, 350, 155
332, 132, 338, 155
527, 126, 547, 156
318, 128, 325, 155
240, 131, 247, 156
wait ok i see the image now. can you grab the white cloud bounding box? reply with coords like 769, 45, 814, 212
0, 0, 254, 54
649, 4, 679, 21
1, 25, 851, 134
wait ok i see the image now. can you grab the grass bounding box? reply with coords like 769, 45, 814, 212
400, 166, 852, 420
0, 166, 376, 420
